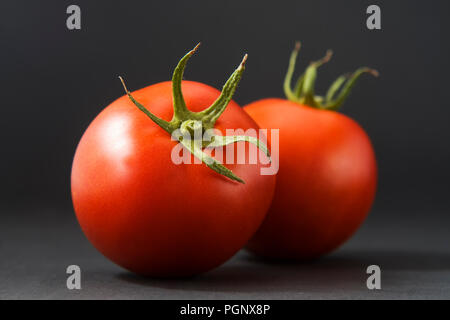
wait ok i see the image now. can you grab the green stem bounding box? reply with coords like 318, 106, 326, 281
298, 50, 332, 108
179, 138, 244, 183
207, 135, 270, 158
283, 41, 301, 102
171, 43, 200, 123
325, 68, 379, 110
119, 45, 269, 183
198, 54, 247, 129
119, 76, 175, 133
293, 73, 305, 98
325, 74, 348, 103
283, 42, 378, 111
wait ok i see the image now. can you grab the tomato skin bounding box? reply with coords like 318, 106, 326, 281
71, 81, 275, 276
244, 98, 377, 259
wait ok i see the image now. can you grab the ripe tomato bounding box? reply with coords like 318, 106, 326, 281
71, 46, 275, 276
244, 43, 377, 259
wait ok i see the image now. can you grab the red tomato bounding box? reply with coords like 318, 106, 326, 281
71, 49, 275, 276
244, 99, 376, 259
243, 43, 377, 259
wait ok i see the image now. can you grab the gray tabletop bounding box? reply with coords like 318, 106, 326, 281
1, 208, 449, 300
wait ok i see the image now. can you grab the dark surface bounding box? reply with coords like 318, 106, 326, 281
1, 209, 449, 299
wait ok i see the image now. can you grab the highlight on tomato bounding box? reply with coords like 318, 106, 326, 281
71, 44, 276, 277
244, 42, 378, 260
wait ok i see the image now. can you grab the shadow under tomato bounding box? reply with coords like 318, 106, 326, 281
115, 250, 450, 294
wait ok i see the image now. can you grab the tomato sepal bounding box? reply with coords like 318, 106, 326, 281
118, 44, 270, 183
283, 41, 379, 111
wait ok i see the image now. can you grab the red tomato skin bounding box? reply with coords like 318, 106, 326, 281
71, 81, 275, 277
244, 98, 377, 259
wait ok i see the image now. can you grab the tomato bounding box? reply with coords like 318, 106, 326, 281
71, 46, 275, 276
243, 43, 377, 259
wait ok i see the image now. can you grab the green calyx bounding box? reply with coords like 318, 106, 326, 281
119, 43, 270, 184
284, 41, 379, 110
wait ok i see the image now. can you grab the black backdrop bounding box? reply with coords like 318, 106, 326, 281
1, 0, 449, 216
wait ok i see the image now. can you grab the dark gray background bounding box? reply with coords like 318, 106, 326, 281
0, 0, 449, 299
